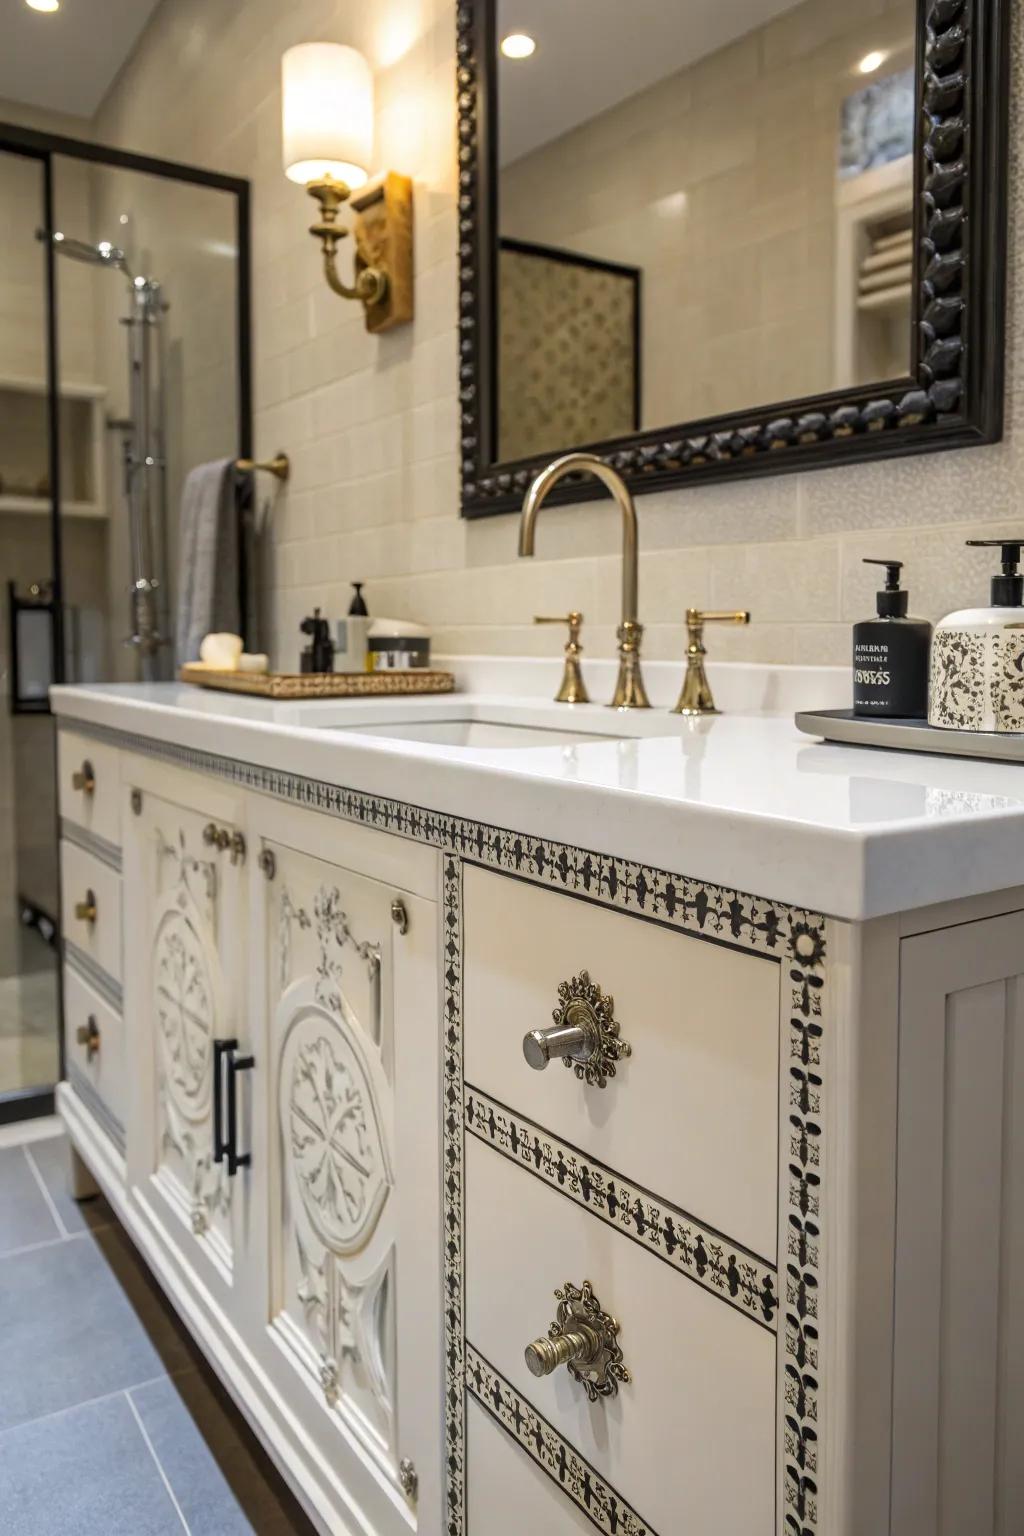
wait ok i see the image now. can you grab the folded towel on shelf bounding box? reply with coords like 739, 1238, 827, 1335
174, 458, 239, 668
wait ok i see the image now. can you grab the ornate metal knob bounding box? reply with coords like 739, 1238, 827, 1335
75, 1015, 100, 1060
74, 890, 98, 924
202, 822, 231, 852
523, 971, 630, 1088
71, 761, 95, 794
525, 1280, 629, 1401
228, 830, 246, 865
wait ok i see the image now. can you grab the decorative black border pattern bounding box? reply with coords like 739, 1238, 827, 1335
64, 938, 123, 1011
464, 1083, 778, 1327
60, 817, 122, 872
466, 1343, 656, 1535
67, 1061, 126, 1153
443, 854, 466, 1535
63, 717, 829, 1536
456, 0, 1009, 515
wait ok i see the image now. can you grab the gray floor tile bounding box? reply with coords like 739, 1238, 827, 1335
0, 1232, 179, 1431
24, 1133, 114, 1236
0, 1392, 184, 1536
0, 1146, 59, 1256
132, 1373, 312, 1535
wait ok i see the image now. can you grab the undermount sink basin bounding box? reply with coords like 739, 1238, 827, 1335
329, 715, 613, 749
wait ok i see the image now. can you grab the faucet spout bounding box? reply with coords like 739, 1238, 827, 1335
518, 453, 649, 708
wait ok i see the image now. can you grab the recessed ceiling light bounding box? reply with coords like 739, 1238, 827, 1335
25, 0, 61, 12
858, 50, 887, 75
501, 33, 536, 60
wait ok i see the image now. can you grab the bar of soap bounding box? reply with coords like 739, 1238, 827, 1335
238, 652, 269, 674
199, 632, 243, 670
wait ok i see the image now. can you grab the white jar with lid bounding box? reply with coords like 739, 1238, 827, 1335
929, 538, 1024, 732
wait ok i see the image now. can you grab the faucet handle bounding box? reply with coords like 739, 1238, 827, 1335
534, 612, 589, 704
671, 608, 750, 716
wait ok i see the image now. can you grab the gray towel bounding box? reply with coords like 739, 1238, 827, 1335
174, 458, 239, 667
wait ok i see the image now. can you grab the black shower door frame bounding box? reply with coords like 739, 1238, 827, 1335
0, 123, 252, 1124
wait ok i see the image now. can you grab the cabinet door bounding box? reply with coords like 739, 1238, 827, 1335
122, 757, 249, 1308
892, 912, 1024, 1536
248, 798, 442, 1536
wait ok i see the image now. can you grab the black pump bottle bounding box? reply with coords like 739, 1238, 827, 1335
853, 559, 932, 718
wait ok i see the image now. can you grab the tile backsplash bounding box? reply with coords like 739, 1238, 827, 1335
4, 0, 1023, 672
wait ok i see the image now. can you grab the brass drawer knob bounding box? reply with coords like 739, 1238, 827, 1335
203, 822, 244, 861
75, 1015, 100, 1060
202, 821, 229, 850
74, 890, 98, 924
71, 761, 96, 794
523, 970, 630, 1088
525, 1280, 629, 1401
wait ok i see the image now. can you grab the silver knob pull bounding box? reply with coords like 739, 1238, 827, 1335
524, 1281, 629, 1401
522, 971, 631, 1088
523, 1020, 592, 1071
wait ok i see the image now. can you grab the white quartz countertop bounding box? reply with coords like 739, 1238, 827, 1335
50, 657, 1024, 923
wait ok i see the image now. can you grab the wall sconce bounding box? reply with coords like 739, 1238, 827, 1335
281, 42, 413, 333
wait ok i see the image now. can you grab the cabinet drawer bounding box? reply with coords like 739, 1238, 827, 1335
463, 866, 780, 1261
465, 1136, 775, 1535
63, 964, 125, 1144
58, 730, 121, 848
61, 841, 122, 984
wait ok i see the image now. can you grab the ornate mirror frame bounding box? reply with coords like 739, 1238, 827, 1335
456, 0, 1010, 518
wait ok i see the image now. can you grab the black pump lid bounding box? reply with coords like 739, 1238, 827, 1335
348, 581, 368, 616
966, 539, 1024, 606
300, 606, 329, 641
863, 558, 908, 618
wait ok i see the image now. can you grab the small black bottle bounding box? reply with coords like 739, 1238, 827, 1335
853, 559, 931, 718
299, 608, 334, 673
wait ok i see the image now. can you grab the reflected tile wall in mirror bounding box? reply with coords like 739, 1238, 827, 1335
496, 0, 917, 462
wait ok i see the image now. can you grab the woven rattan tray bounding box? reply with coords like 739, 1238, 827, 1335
180, 665, 455, 699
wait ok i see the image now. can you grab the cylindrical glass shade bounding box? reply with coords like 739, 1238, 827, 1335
281, 43, 373, 188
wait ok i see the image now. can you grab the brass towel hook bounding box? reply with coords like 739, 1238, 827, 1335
235, 452, 290, 482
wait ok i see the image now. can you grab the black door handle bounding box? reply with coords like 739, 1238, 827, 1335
226, 1049, 254, 1177
212, 1038, 236, 1166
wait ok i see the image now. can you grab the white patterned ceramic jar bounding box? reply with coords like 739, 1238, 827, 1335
929, 540, 1024, 733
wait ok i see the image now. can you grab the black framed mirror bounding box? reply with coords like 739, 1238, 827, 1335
457, 0, 1010, 517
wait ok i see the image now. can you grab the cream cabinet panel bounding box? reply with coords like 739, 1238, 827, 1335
121, 756, 250, 1307
58, 728, 121, 846
463, 864, 780, 1262
465, 1136, 776, 1534
63, 964, 125, 1148
247, 796, 442, 1536
466, 1402, 606, 1535
61, 841, 122, 983
892, 913, 1024, 1536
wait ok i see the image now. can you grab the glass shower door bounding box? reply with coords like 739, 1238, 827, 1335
0, 146, 61, 1107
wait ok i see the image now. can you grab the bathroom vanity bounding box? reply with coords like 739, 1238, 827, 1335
51, 663, 1024, 1536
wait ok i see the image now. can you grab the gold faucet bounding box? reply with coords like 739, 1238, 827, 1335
672, 608, 750, 715
519, 453, 650, 709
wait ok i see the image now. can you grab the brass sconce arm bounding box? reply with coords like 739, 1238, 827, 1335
305, 172, 413, 332
307, 176, 387, 305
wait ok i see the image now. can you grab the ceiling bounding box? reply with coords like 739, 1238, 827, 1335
0, 0, 162, 120
498, 0, 800, 164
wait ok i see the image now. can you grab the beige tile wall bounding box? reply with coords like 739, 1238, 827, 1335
3, 0, 1016, 673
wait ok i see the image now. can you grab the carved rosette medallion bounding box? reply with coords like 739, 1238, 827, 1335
284, 1015, 390, 1256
